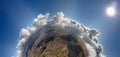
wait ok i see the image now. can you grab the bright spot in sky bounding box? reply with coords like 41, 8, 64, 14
106, 6, 116, 16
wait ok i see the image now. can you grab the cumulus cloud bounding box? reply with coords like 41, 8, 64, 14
33, 13, 49, 28
17, 12, 105, 57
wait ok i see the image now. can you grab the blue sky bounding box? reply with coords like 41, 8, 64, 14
0, 0, 120, 57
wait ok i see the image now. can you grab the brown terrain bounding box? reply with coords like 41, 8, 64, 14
27, 31, 88, 57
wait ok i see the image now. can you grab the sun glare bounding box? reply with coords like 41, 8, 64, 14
106, 6, 116, 16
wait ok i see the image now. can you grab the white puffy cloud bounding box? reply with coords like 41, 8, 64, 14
20, 28, 30, 38
33, 13, 49, 28
53, 12, 64, 23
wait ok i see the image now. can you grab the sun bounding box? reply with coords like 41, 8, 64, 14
106, 6, 116, 16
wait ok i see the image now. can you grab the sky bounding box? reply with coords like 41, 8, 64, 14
0, 0, 120, 57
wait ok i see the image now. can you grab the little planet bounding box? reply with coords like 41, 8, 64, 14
17, 12, 105, 57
